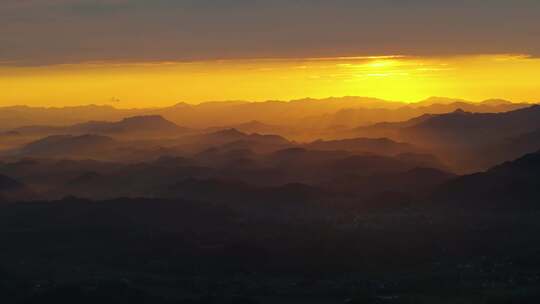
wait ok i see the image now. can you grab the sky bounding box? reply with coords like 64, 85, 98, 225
1, 0, 540, 107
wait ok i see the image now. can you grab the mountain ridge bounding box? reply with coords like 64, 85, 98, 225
0, 97, 534, 131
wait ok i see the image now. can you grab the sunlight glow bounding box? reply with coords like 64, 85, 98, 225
1, 54, 539, 107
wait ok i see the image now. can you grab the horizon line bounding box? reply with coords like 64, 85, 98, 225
0, 95, 537, 110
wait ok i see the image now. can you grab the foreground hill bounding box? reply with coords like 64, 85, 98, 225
3, 192, 540, 302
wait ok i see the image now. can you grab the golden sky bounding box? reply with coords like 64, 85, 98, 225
1, 54, 539, 108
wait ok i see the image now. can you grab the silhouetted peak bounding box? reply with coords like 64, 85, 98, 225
19, 134, 117, 157
233, 120, 274, 131
246, 132, 289, 142
1, 130, 21, 137
269, 148, 311, 161
274, 147, 307, 155
452, 108, 468, 114
76, 134, 115, 141
154, 155, 192, 166
312, 137, 397, 147
0, 174, 24, 191
403, 167, 456, 179
172, 102, 192, 108
242, 120, 266, 126
32, 134, 114, 144
275, 182, 319, 193
120, 115, 176, 126
68, 171, 102, 185
481, 98, 513, 106
418, 96, 468, 106
490, 150, 540, 173
209, 128, 246, 138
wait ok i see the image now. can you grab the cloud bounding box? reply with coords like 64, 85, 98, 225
1, 0, 540, 65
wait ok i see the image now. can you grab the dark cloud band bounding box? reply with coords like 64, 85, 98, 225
1, 0, 539, 65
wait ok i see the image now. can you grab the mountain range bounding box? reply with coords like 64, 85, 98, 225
13, 115, 190, 138
432, 150, 540, 210
355, 105, 540, 171
0, 97, 533, 134
3, 97, 540, 303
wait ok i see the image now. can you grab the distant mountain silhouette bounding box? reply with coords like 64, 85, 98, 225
263, 148, 447, 185
0, 174, 32, 202
0, 130, 21, 137
434, 150, 540, 209
71, 115, 188, 136
356, 105, 540, 144
401, 105, 540, 148
0, 158, 211, 200
352, 113, 435, 140
0, 97, 533, 133
304, 137, 419, 156
330, 167, 455, 193
0, 130, 29, 151
17, 134, 118, 159
163, 178, 323, 215
176, 129, 292, 154
3, 128, 292, 163
323, 167, 456, 209
13, 115, 189, 138
201, 129, 289, 144
480, 98, 515, 106
205, 120, 286, 135
351, 105, 540, 172
0, 174, 24, 191
315, 99, 530, 132
1, 116, 196, 161
415, 97, 470, 106
0, 142, 448, 201
329, 154, 433, 177
468, 127, 540, 169
394, 152, 447, 170
0, 104, 142, 130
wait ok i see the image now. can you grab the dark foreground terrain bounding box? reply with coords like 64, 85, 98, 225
2, 195, 540, 304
